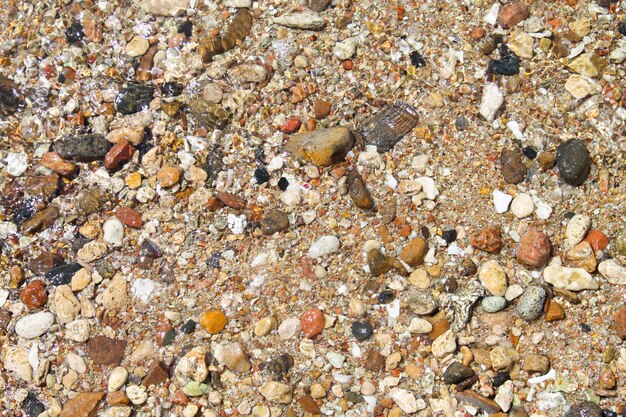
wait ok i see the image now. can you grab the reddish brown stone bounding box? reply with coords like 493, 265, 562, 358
545, 300, 565, 322
22, 205, 60, 235
301, 307, 325, 338
104, 139, 135, 170
216, 191, 246, 209
20, 280, 47, 310
516, 228, 551, 269
456, 390, 501, 414
280, 117, 302, 134
170, 391, 190, 405
87, 336, 127, 365
156, 164, 182, 188
298, 395, 321, 414
400, 237, 427, 267
470, 226, 503, 253
136, 45, 158, 82
107, 391, 129, 406
364, 349, 386, 372
346, 170, 374, 210
426, 311, 450, 341
615, 308, 626, 340
142, 360, 170, 387
584, 230, 609, 252
29, 252, 63, 275
40, 152, 78, 176
155, 315, 174, 346
22, 174, 59, 197
497, 3, 530, 29
470, 27, 487, 39
82, 18, 103, 43
314, 100, 331, 119
59, 392, 104, 417
8, 265, 24, 288
115, 207, 142, 228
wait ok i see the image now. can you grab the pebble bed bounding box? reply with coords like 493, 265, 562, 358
1, 0, 626, 416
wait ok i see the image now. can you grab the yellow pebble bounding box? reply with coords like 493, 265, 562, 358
200, 310, 228, 334
125, 172, 142, 189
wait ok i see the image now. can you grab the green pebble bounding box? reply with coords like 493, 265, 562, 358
183, 381, 212, 397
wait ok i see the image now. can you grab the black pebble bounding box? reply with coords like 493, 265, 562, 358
12, 200, 36, 224
277, 177, 289, 191
161, 82, 183, 97
57, 73, 66, 84
115, 84, 155, 115
603, 411, 618, 417
207, 252, 221, 269
579, 322, 592, 332
492, 372, 510, 387
421, 226, 430, 239
441, 229, 457, 244
409, 51, 426, 67
65, 22, 85, 44
377, 289, 394, 304
487, 46, 520, 76
619, 21, 626, 36
254, 166, 270, 184
564, 211, 576, 220
178, 20, 193, 38
22, 393, 45, 417
455, 116, 469, 131
522, 146, 537, 160
442, 362, 475, 385
351, 321, 373, 341
556, 138, 591, 186
45, 263, 82, 286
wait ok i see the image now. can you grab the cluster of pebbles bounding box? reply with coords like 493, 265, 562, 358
1, 0, 626, 416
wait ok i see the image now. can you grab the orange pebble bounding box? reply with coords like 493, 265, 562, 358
584, 230, 609, 252
343, 60, 353, 70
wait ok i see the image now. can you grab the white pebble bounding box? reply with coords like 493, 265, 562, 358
15, 312, 54, 339
126, 385, 148, 405
6, 152, 28, 176
479, 82, 504, 122
280, 188, 301, 206
510, 193, 534, 218
108, 366, 128, 392
565, 214, 591, 248
308, 235, 340, 258
416, 177, 439, 200
334, 37, 357, 60
103, 218, 125, 247
278, 318, 300, 339
493, 190, 512, 213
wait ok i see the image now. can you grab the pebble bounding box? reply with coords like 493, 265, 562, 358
564, 402, 603, 417
106, 127, 144, 145
488, 46, 520, 75
495, 380, 514, 412
389, 388, 419, 413
219, 342, 251, 373
23, 393, 46, 417
565, 74, 600, 99
543, 265, 598, 291
470, 226, 503, 253
54, 134, 111, 162
510, 193, 534, 218
273, 11, 325, 30
136, 0, 189, 16
126, 36, 150, 57
308, 235, 340, 258
516, 285, 547, 320
300, 308, 325, 338
567, 53, 606, 78
347, 170, 374, 210
615, 308, 626, 339
20, 280, 47, 310
497, 3, 530, 29
334, 37, 357, 60
565, 214, 591, 248
358, 101, 419, 152
432, 329, 456, 358
6, 152, 28, 176
115, 207, 142, 228
15, 312, 54, 339
500, 149, 527, 184
183, 381, 211, 397
108, 367, 128, 392
482, 296, 507, 313
516, 228, 551, 268
40, 152, 78, 176
87, 336, 127, 365
443, 362, 475, 384
598, 259, 626, 285
103, 218, 125, 247
157, 164, 182, 187
479, 82, 504, 122
505, 284, 523, 301
115, 84, 154, 115
545, 300, 566, 322
556, 138, 591, 186
278, 317, 301, 339
284, 127, 354, 166
54, 285, 80, 323
58, 392, 104, 417
479, 260, 508, 296
261, 210, 289, 235
565, 241, 596, 272
351, 321, 373, 341
314, 100, 331, 119
126, 385, 148, 405
142, 360, 170, 386
493, 190, 512, 213
400, 237, 427, 266
522, 354, 550, 374
507, 30, 534, 59
254, 316, 277, 336
104, 139, 135, 170
408, 317, 433, 334
102, 274, 128, 310
259, 381, 293, 404
584, 230, 608, 252
199, 310, 228, 334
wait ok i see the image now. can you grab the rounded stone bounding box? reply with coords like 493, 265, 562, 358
482, 296, 507, 313
400, 237, 427, 267
516, 228, 551, 269
510, 193, 534, 218
300, 307, 325, 338
199, 310, 228, 334
442, 361, 475, 384
15, 311, 55, 339
478, 260, 508, 296
20, 280, 48, 310
516, 286, 547, 321
556, 138, 591, 186
351, 321, 373, 341
103, 218, 125, 247
108, 366, 128, 392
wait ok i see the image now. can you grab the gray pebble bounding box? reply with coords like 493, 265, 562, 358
516, 285, 546, 321
481, 296, 507, 313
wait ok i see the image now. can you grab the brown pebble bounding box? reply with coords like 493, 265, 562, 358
455, 390, 501, 414
155, 314, 174, 347
599, 364, 616, 390
298, 395, 321, 414
314, 100, 331, 119
470, 27, 487, 39
107, 390, 129, 406
516, 228, 551, 269
142, 360, 170, 387
364, 349, 386, 372
8, 265, 24, 288
522, 354, 550, 374
469, 226, 503, 253
615, 307, 626, 340
500, 149, 527, 184
545, 300, 566, 322
87, 336, 127, 366
20, 280, 47, 310
281, 117, 302, 134
115, 207, 143, 228
217, 191, 246, 209
29, 252, 63, 275
301, 307, 325, 338
156, 164, 182, 188
538, 152, 556, 170
22, 205, 60, 235
497, 3, 530, 29
346, 170, 374, 210
40, 152, 78, 176
261, 210, 290, 235
59, 392, 104, 417
426, 312, 450, 341
584, 230, 609, 252
104, 139, 135, 170
400, 237, 427, 267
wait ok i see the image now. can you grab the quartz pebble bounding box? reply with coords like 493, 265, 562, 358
479, 260, 508, 296
511, 192, 534, 218
15, 312, 54, 339
565, 214, 591, 248
543, 265, 598, 291
308, 235, 340, 258
103, 218, 125, 247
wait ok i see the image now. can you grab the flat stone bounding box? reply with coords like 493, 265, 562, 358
259, 381, 293, 404
54, 134, 111, 162
543, 265, 598, 291
522, 354, 550, 374
15, 312, 54, 339
565, 214, 591, 248
432, 329, 456, 358
273, 11, 325, 30
59, 392, 104, 417
565, 74, 600, 99
456, 390, 501, 414
135, 0, 189, 16
87, 336, 127, 365
567, 53, 606, 78
142, 360, 170, 386
284, 127, 354, 167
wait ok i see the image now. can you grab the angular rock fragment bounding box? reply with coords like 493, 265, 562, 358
355, 101, 419, 152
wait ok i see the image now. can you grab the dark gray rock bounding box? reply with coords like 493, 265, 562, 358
556, 139, 590, 186
115, 84, 155, 115
443, 362, 475, 384
54, 134, 111, 162
564, 401, 603, 417
356, 101, 419, 152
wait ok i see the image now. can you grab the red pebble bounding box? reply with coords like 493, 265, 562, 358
280, 117, 301, 134
516, 228, 551, 269
116, 207, 143, 228
584, 230, 609, 252
616, 307, 626, 340
300, 307, 325, 338
343, 60, 354, 70
20, 280, 47, 310
104, 139, 135, 170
